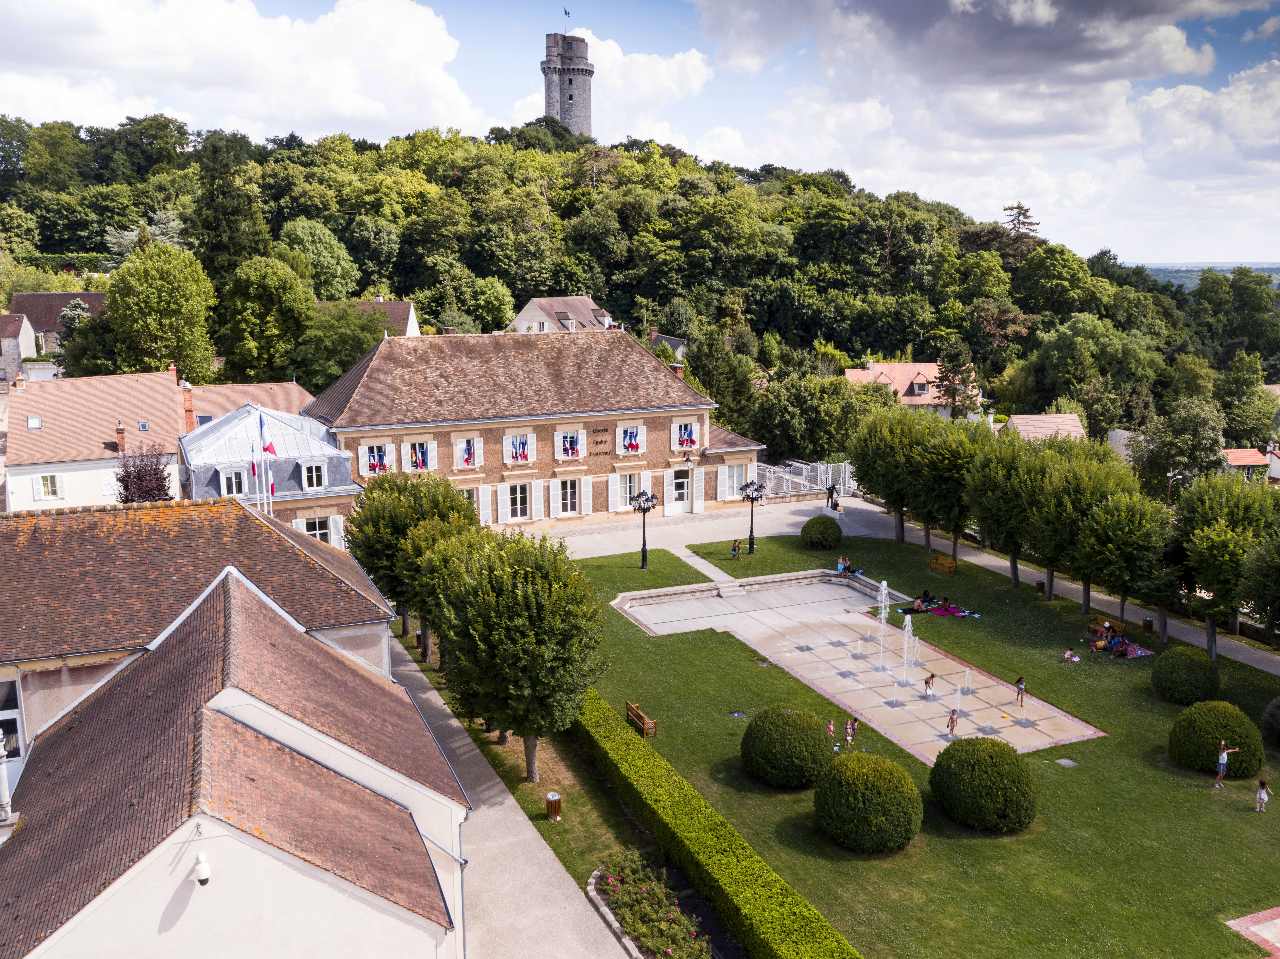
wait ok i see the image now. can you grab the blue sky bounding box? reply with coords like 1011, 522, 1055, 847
1, 0, 1278, 262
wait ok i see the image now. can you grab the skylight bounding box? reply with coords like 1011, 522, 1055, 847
26, 415, 41, 430
138, 421, 150, 432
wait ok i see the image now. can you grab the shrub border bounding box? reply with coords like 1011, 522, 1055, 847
576, 689, 862, 959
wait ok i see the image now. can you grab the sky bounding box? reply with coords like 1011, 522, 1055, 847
1, 0, 1278, 263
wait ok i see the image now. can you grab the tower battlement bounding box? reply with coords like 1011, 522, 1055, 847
541, 32, 594, 137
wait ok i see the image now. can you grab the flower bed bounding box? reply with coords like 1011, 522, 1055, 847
595, 850, 711, 959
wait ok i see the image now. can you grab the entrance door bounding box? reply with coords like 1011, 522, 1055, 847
673, 469, 691, 512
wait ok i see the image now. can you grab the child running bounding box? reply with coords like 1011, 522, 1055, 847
1215, 740, 1239, 789
947, 709, 959, 738
1258, 780, 1271, 812
1014, 676, 1026, 709
923, 673, 936, 698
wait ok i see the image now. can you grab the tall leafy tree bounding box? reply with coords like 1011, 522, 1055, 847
749, 376, 893, 463
115, 444, 175, 503
279, 217, 359, 300
1076, 493, 1172, 623
423, 529, 604, 782
1214, 350, 1277, 449
219, 255, 314, 381
920, 419, 989, 561
934, 338, 982, 419
1241, 534, 1280, 647
850, 407, 925, 544
966, 431, 1037, 587
1186, 519, 1256, 663
1129, 398, 1227, 499
291, 301, 384, 394
189, 131, 270, 294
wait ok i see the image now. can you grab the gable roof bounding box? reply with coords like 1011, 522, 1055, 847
0, 574, 455, 959
844, 362, 946, 406
0, 314, 30, 341
5, 292, 106, 335
1225, 447, 1268, 467
305, 330, 714, 429
705, 424, 766, 453
514, 296, 613, 332
5, 370, 185, 466
181, 403, 347, 467
190, 381, 314, 420
0, 500, 391, 665
349, 299, 416, 336
1001, 413, 1088, 440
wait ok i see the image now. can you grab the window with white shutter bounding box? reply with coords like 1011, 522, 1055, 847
692, 468, 705, 513
550, 480, 563, 518
497, 483, 512, 523
330, 515, 346, 549
505, 432, 534, 465
617, 425, 645, 457
581, 476, 593, 515
531, 480, 545, 520
608, 474, 620, 512
717, 465, 729, 501
427, 440, 438, 470
477, 484, 493, 525
663, 470, 678, 516
555, 430, 583, 461
640, 471, 652, 494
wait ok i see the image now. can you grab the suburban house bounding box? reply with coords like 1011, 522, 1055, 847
508, 295, 615, 333
349, 296, 421, 337
648, 329, 687, 359
3, 291, 106, 357
844, 361, 979, 416
0, 314, 36, 383
1000, 413, 1089, 441
1225, 447, 1269, 481
4, 368, 315, 512
180, 403, 361, 542
303, 330, 765, 524
0, 498, 396, 787
0, 505, 467, 958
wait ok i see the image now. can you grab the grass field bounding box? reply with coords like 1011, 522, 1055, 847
580, 535, 1280, 959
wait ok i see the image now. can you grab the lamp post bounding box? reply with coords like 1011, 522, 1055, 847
630, 490, 658, 570
740, 479, 766, 555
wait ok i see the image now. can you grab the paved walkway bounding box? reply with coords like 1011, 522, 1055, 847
619, 575, 1102, 765
390, 643, 627, 959
669, 544, 734, 583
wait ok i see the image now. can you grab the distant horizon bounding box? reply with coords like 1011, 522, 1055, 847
1138, 261, 1280, 268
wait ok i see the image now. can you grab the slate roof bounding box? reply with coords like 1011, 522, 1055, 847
5, 292, 105, 335
305, 330, 714, 429
181, 404, 348, 467
513, 296, 613, 332
5, 370, 185, 466
350, 299, 416, 337
0, 314, 27, 340
0, 574, 455, 959
706, 424, 766, 453
0, 500, 392, 664
1001, 413, 1088, 440
190, 381, 314, 420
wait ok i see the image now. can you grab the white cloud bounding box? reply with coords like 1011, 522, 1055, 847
0, 0, 488, 140
993, 0, 1059, 27
1243, 15, 1280, 41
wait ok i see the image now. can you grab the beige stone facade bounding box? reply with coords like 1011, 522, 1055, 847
335, 408, 761, 529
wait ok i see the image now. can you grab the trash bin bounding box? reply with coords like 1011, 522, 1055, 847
546, 791, 562, 822
1142, 617, 1154, 633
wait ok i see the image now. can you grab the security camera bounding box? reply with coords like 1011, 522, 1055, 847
193, 853, 212, 887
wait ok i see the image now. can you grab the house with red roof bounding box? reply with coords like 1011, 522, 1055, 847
844, 361, 981, 418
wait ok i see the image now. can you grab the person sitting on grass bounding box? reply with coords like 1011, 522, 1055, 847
913, 596, 926, 612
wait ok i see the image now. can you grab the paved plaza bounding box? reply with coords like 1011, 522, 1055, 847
617, 572, 1104, 765
1228, 907, 1280, 957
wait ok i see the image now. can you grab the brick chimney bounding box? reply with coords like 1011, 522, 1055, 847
116, 418, 126, 455
669, 363, 685, 380
168, 362, 178, 383
181, 384, 196, 433
12, 371, 24, 393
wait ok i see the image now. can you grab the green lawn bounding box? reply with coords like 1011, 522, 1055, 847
581, 535, 1280, 959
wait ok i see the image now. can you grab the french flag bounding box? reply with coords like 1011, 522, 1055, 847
259, 411, 277, 456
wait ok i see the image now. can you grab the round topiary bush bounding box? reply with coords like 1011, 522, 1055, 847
929, 737, 1037, 834
801, 515, 842, 551
1151, 646, 1219, 706
1262, 695, 1280, 749
740, 705, 832, 789
814, 752, 922, 854
1168, 700, 1264, 778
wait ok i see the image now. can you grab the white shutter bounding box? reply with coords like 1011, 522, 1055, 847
527, 433, 537, 463
478, 484, 493, 525
747, 461, 758, 483
474, 437, 484, 467
582, 476, 593, 515
670, 422, 679, 452
497, 484, 511, 524
358, 445, 370, 477
615, 426, 625, 454
549, 479, 562, 518
502, 435, 513, 465
383, 443, 397, 472
663, 470, 678, 516
717, 465, 729, 501
693, 467, 706, 513
427, 440, 438, 471
400, 442, 411, 470
608, 474, 620, 512
330, 515, 345, 549
531, 480, 545, 520
638, 425, 647, 454
454, 439, 465, 470
31, 476, 43, 501
577, 430, 587, 460
292, 518, 307, 532
641, 471, 652, 494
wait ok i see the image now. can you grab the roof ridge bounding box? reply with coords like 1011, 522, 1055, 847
0, 498, 229, 521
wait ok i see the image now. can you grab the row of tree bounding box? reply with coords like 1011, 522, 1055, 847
344, 473, 604, 783
850, 408, 1280, 658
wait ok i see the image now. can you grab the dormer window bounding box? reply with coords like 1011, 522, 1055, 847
138, 421, 150, 432
222, 469, 245, 496
304, 463, 326, 490
537, 320, 548, 333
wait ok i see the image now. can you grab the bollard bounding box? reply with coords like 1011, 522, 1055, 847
546, 791, 562, 822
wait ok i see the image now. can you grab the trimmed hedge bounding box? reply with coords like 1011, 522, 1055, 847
576, 690, 861, 959
1168, 700, 1264, 778
814, 753, 922, 854
15, 251, 113, 273
1262, 695, 1280, 749
741, 705, 832, 789
1151, 646, 1219, 706
801, 515, 842, 550
929, 738, 1037, 834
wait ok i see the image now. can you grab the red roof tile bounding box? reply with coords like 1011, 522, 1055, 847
349, 299, 415, 336
190, 381, 315, 419
1225, 448, 1268, 467
5, 292, 106, 335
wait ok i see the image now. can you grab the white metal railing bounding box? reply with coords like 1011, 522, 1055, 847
757, 461, 856, 499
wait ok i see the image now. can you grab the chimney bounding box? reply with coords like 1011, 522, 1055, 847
669, 363, 685, 380
12, 371, 24, 393
116, 418, 126, 455
168, 362, 178, 383
181, 384, 196, 432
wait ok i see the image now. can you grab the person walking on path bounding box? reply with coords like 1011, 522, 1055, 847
845, 717, 857, 746
1215, 741, 1239, 789
1015, 676, 1026, 709
947, 709, 959, 738
730, 539, 741, 561
924, 673, 936, 699
1257, 780, 1271, 812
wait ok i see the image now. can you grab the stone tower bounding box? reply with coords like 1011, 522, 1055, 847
541, 33, 594, 137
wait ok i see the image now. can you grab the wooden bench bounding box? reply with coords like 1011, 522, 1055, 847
626, 702, 657, 738
928, 552, 957, 576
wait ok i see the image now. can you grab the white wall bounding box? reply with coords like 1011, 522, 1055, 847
30, 816, 454, 959
309, 622, 392, 676
5, 458, 180, 512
